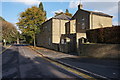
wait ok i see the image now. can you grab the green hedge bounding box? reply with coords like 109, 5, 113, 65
86, 26, 120, 44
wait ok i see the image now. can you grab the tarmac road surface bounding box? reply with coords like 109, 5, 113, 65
2, 45, 84, 79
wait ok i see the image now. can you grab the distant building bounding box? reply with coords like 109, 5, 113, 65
36, 4, 113, 53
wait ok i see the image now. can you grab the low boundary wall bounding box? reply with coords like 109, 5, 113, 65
78, 43, 120, 58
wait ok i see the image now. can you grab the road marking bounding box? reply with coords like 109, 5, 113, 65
0, 45, 12, 54
43, 57, 95, 80
29, 46, 96, 80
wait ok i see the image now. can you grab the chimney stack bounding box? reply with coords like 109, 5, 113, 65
78, 4, 83, 10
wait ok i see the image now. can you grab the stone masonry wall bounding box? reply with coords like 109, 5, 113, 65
78, 43, 120, 58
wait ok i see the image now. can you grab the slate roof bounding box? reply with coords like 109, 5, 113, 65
52, 14, 72, 20
82, 9, 113, 17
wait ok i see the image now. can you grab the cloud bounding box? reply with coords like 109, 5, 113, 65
2, 0, 120, 2
69, 1, 80, 8
47, 16, 52, 20
93, 10, 103, 12
2, 0, 41, 5
113, 21, 118, 25
101, 3, 118, 25
51, 9, 63, 14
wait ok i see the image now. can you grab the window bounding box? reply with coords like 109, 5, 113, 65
81, 23, 85, 29
82, 17, 85, 21
61, 39, 64, 44
61, 39, 66, 44
45, 26, 47, 29
82, 23, 85, 25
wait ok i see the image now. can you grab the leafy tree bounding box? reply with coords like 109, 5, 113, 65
0, 16, 5, 42
55, 9, 72, 17
65, 9, 72, 17
65, 9, 69, 13
0, 16, 5, 21
55, 12, 64, 17
17, 5, 46, 46
39, 2, 44, 11
1, 20, 18, 45
39, 2, 47, 21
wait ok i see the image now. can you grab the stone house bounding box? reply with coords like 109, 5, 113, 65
60, 4, 113, 53
36, 14, 71, 50
36, 4, 113, 53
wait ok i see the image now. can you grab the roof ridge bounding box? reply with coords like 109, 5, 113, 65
80, 9, 113, 17
52, 13, 72, 20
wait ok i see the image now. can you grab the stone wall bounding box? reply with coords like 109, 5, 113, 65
36, 19, 52, 49
72, 9, 90, 32
59, 34, 76, 53
36, 18, 69, 49
59, 43, 69, 53
78, 43, 120, 58
52, 19, 69, 43
76, 33, 86, 48
90, 14, 112, 29
52, 43, 59, 51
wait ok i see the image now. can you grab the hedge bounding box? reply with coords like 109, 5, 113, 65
86, 26, 120, 44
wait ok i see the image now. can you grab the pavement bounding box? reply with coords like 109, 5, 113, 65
34, 46, 120, 79
2, 45, 81, 79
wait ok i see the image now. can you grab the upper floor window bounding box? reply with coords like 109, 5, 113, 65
81, 23, 85, 29
45, 26, 47, 29
82, 17, 85, 21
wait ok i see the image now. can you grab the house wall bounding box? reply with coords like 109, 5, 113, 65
70, 20, 76, 34
72, 10, 90, 33
37, 18, 69, 50
76, 33, 86, 49
36, 19, 52, 49
59, 34, 76, 53
52, 19, 69, 43
65, 20, 76, 34
90, 14, 112, 29
65, 22, 70, 34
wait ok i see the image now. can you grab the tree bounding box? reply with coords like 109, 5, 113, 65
17, 5, 46, 46
0, 16, 5, 21
39, 2, 47, 20
39, 2, 44, 11
1, 19, 18, 45
54, 9, 72, 17
65, 9, 69, 13
65, 9, 72, 17
55, 12, 64, 17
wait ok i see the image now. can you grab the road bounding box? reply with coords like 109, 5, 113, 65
33, 46, 120, 79
2, 45, 84, 79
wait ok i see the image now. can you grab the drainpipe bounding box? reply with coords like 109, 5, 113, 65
59, 20, 61, 43
90, 12, 93, 29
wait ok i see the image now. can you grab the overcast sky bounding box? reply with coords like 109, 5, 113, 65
0, 0, 119, 26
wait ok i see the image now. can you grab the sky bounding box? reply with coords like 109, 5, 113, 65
0, 0, 119, 28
